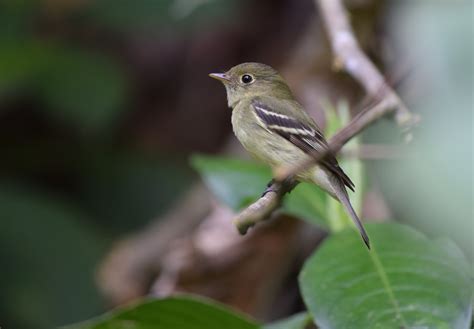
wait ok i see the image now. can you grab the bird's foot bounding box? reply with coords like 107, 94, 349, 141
261, 179, 276, 197
261, 177, 298, 197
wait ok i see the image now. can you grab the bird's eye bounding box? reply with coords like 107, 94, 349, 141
241, 74, 254, 84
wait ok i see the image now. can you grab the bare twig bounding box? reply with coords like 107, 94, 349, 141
317, 0, 419, 129
233, 0, 419, 235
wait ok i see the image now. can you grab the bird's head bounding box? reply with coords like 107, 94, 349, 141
209, 62, 293, 107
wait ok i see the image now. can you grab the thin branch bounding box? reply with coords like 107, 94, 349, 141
317, 0, 419, 129
233, 0, 419, 235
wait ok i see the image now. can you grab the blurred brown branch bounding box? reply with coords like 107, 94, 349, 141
233, 0, 419, 235
97, 184, 212, 304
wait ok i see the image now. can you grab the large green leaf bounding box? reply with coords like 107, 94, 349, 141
67, 296, 259, 329
299, 223, 472, 329
285, 183, 327, 228
191, 154, 271, 210
191, 154, 328, 228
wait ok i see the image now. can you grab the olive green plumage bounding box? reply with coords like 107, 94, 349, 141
210, 62, 370, 249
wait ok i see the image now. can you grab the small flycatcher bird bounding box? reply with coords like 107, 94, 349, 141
209, 62, 370, 249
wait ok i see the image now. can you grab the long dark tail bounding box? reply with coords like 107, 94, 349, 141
335, 185, 371, 249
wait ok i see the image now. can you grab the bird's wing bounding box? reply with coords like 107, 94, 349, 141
252, 97, 354, 191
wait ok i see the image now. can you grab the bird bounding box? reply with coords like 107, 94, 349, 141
209, 62, 370, 249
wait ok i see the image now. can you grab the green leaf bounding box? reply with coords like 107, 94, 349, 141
299, 223, 473, 329
191, 154, 271, 209
286, 183, 327, 228
191, 154, 328, 228
66, 296, 259, 329
264, 312, 312, 329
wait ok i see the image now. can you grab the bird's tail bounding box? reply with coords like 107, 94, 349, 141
334, 184, 371, 249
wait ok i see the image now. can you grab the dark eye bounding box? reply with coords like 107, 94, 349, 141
241, 74, 254, 84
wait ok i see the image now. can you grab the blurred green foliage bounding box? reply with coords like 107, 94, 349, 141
0, 0, 238, 327
0, 183, 106, 328
67, 296, 259, 329
191, 155, 272, 210
78, 153, 194, 233
67, 297, 314, 329
38, 48, 127, 132
324, 100, 365, 231
191, 154, 328, 228
84, 0, 238, 32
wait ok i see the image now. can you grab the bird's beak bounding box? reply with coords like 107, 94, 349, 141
209, 73, 230, 83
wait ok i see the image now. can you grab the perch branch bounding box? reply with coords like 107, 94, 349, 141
234, 180, 298, 235
233, 0, 419, 234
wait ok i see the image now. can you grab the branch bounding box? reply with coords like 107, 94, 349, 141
233, 190, 283, 235
317, 0, 419, 129
234, 180, 297, 234
233, 0, 419, 235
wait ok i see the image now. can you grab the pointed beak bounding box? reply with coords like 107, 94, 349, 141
209, 72, 230, 83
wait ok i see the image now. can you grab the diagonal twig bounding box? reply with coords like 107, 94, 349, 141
317, 0, 419, 129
